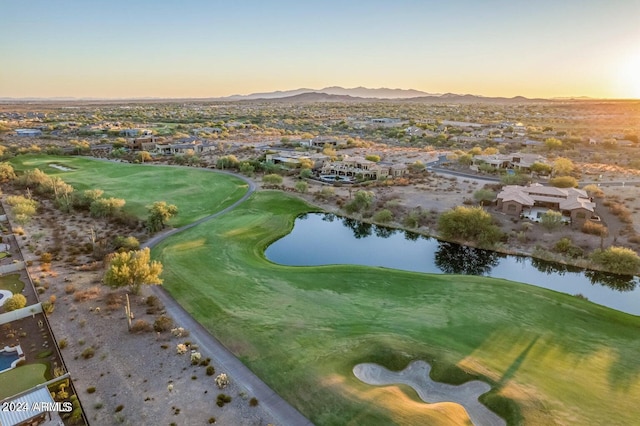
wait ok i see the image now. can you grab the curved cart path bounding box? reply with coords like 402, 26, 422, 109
354, 361, 505, 426
143, 169, 314, 426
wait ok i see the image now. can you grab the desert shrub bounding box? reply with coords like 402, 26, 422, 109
146, 295, 163, 314
550, 176, 578, 188
583, 184, 604, 198
130, 319, 153, 333
215, 373, 230, 389
216, 393, 232, 407
263, 174, 283, 186
74, 286, 101, 302
113, 236, 140, 251
64, 284, 76, 294
81, 346, 95, 359
540, 210, 564, 231
59, 339, 68, 349
582, 221, 608, 237
591, 246, 640, 275
372, 209, 393, 223
249, 397, 259, 407
86, 387, 96, 394
115, 404, 124, 413
294, 180, 308, 193
40, 252, 53, 263
153, 315, 173, 332
208, 418, 216, 424
206, 365, 215, 376
3, 294, 27, 311
437, 206, 502, 247
42, 301, 56, 315
552, 237, 584, 258
473, 189, 496, 205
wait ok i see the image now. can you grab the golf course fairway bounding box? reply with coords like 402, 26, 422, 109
9, 156, 639, 425
154, 191, 640, 426
9, 155, 249, 226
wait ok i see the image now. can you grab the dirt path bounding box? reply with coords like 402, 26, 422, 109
144, 169, 314, 426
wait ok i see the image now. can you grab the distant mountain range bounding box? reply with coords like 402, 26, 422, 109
221, 86, 549, 103
2, 87, 596, 103
223, 87, 549, 104
224, 86, 438, 100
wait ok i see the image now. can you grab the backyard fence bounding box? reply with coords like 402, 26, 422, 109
0, 261, 26, 274
0, 302, 42, 325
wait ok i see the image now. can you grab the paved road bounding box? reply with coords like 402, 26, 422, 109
143, 169, 314, 426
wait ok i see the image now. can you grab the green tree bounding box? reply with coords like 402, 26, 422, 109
590, 246, 640, 275
437, 206, 503, 247
550, 176, 578, 188
104, 248, 163, 294
3, 294, 27, 311
146, 201, 178, 232
540, 210, 564, 231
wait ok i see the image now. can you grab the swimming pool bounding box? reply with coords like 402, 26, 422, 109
0, 345, 24, 374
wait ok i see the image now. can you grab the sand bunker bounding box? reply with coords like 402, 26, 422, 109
353, 360, 505, 426
49, 164, 73, 171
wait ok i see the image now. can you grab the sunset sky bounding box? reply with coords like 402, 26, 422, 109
2, 0, 639, 99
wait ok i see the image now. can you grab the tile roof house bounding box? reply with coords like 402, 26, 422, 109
496, 183, 595, 223
472, 153, 548, 172
321, 156, 407, 180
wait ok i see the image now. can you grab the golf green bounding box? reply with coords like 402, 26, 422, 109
9, 155, 249, 226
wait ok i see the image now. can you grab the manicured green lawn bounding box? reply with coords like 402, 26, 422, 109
0, 273, 26, 294
0, 363, 48, 399
154, 191, 640, 426
9, 155, 249, 226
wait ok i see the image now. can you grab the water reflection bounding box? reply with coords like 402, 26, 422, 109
265, 213, 640, 314
584, 270, 637, 292
434, 242, 501, 276
530, 258, 584, 275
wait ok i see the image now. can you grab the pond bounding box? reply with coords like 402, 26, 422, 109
265, 213, 640, 315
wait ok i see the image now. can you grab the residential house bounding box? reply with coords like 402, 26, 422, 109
265, 151, 328, 169
471, 152, 548, 172
496, 183, 595, 223
321, 156, 407, 180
